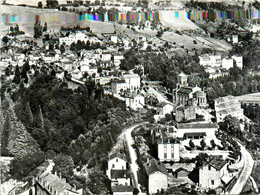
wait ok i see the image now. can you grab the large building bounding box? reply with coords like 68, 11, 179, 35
199, 54, 243, 70
111, 74, 141, 94
158, 138, 180, 162
214, 95, 244, 122
107, 153, 128, 180
173, 73, 208, 108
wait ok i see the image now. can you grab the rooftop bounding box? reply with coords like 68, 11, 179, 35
111, 170, 131, 179
111, 185, 133, 192
144, 159, 167, 176
109, 152, 127, 161
177, 123, 218, 129
207, 156, 228, 171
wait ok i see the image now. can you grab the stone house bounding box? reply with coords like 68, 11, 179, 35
144, 159, 168, 194
198, 157, 229, 189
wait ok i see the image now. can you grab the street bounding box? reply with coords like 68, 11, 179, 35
229, 141, 254, 195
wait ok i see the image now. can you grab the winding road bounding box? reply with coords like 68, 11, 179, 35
229, 141, 254, 195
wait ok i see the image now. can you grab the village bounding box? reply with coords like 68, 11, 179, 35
1, 0, 260, 194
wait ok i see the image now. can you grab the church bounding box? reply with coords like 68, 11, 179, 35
173, 73, 208, 107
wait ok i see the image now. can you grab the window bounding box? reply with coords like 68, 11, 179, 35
211, 180, 214, 185
208, 165, 211, 170
112, 164, 115, 168
164, 152, 167, 159
116, 158, 118, 162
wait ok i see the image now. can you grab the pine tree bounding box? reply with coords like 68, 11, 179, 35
1, 113, 11, 156
13, 65, 20, 84
25, 102, 34, 125
35, 105, 44, 129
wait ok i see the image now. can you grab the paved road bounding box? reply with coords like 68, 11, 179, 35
116, 123, 146, 193
229, 141, 254, 195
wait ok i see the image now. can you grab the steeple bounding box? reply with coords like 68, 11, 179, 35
177, 72, 188, 88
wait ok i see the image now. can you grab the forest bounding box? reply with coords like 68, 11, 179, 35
1, 71, 141, 193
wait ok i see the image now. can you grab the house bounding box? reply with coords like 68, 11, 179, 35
111, 185, 133, 195
232, 56, 243, 69
111, 170, 131, 186
175, 167, 190, 179
173, 73, 208, 107
160, 103, 174, 116
59, 32, 89, 45
176, 123, 218, 139
101, 52, 112, 61
114, 54, 124, 67
157, 138, 180, 162
122, 74, 141, 91
222, 58, 234, 70
111, 80, 128, 94
107, 153, 128, 180
125, 93, 145, 111
175, 105, 196, 122
214, 96, 244, 122
144, 159, 168, 194
111, 35, 118, 44
33, 172, 80, 195
198, 157, 229, 189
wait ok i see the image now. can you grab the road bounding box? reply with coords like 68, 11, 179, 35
116, 123, 146, 193
229, 141, 254, 195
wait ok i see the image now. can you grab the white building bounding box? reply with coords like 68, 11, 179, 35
59, 32, 89, 45
107, 153, 128, 180
114, 54, 124, 67
111, 35, 118, 44
158, 138, 180, 162
125, 93, 145, 111
214, 95, 244, 123
111, 80, 128, 94
122, 74, 141, 91
222, 58, 234, 70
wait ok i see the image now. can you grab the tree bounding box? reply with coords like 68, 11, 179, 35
43, 22, 47, 32
15, 24, 19, 34
60, 44, 65, 54
210, 139, 216, 149
200, 139, 206, 150
52, 154, 75, 180
13, 65, 21, 84
38, 1, 43, 8
25, 102, 34, 125
35, 105, 44, 129
189, 139, 195, 149
46, 0, 59, 8
34, 21, 42, 39
2, 36, 9, 44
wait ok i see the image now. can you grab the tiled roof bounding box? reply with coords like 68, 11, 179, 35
207, 157, 228, 171
111, 170, 131, 179
144, 159, 167, 175
111, 185, 133, 192
123, 74, 140, 79
177, 123, 218, 129
178, 87, 193, 94
109, 152, 127, 161
37, 172, 75, 194
184, 132, 206, 137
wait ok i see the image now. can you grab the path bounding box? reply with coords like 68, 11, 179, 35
229, 141, 254, 195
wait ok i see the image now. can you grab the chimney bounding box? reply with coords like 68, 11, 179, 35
168, 138, 170, 143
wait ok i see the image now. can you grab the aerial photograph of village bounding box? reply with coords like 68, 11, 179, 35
1, 0, 260, 194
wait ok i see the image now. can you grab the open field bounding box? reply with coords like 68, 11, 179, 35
159, 10, 199, 31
